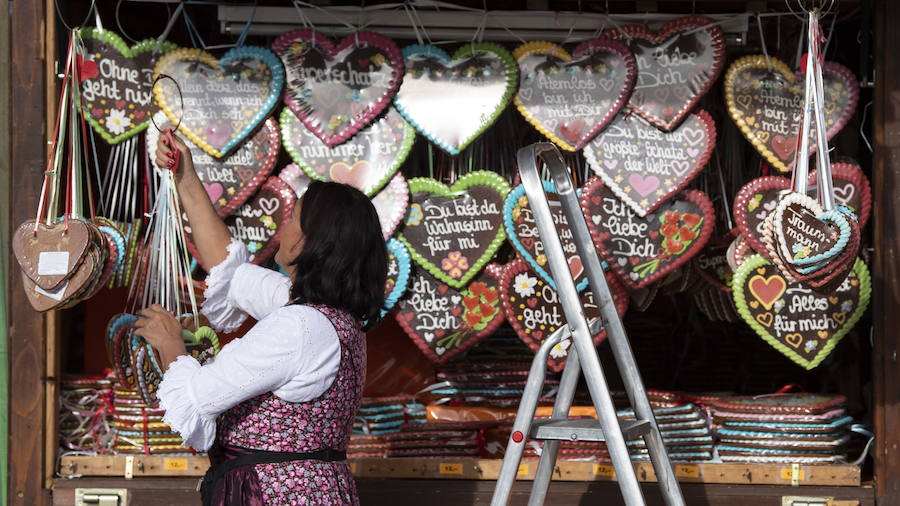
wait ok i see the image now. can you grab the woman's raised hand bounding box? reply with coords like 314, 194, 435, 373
155, 130, 196, 184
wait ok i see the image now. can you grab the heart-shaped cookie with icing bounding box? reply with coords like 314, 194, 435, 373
394, 43, 518, 155
763, 193, 857, 284
78, 28, 178, 144
395, 263, 505, 364
500, 258, 628, 372
398, 171, 510, 288
504, 181, 588, 291
153, 46, 285, 158
580, 176, 714, 290
604, 16, 726, 131
280, 106, 415, 197
732, 254, 870, 370
724, 55, 859, 173
512, 38, 636, 151
584, 109, 715, 217
272, 30, 404, 147
382, 238, 412, 317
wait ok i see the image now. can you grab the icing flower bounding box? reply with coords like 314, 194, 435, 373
841, 300, 853, 312
536, 254, 547, 266
550, 339, 571, 359
405, 203, 424, 226
105, 109, 132, 135
260, 216, 277, 230
513, 272, 538, 298
441, 252, 469, 279
774, 299, 785, 313
247, 242, 261, 253
805, 340, 818, 352
517, 196, 529, 208
327, 115, 345, 131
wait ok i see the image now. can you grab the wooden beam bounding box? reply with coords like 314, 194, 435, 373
873, 0, 900, 504
7, 0, 50, 503
58, 456, 862, 487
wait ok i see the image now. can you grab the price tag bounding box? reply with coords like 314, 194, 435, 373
592, 464, 616, 477
163, 458, 188, 471
439, 462, 463, 475
675, 465, 699, 478
517, 464, 529, 477
780, 465, 805, 485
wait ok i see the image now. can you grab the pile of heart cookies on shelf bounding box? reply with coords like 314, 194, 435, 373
106, 313, 220, 407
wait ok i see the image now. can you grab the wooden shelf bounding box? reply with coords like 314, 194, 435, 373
59, 455, 861, 487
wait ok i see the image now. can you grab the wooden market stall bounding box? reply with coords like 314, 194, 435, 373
3, 0, 899, 505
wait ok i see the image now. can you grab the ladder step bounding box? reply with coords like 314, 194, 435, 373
530, 418, 651, 442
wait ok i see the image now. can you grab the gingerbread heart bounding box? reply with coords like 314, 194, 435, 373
512, 38, 636, 151
153, 46, 285, 158
724, 55, 859, 173
604, 16, 725, 131
383, 238, 412, 317
584, 109, 715, 216
394, 43, 518, 155
148, 112, 280, 217
78, 28, 178, 144
581, 176, 714, 290
280, 106, 415, 196
500, 258, 628, 372
692, 235, 735, 292
768, 193, 854, 269
734, 176, 792, 258
395, 263, 505, 364
371, 172, 409, 240
184, 176, 295, 268
809, 161, 872, 230
732, 254, 870, 370
13, 219, 91, 290
399, 171, 510, 288
503, 181, 588, 290
272, 30, 403, 148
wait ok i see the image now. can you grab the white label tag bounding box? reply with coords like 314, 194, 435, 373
34, 281, 68, 301
38, 251, 70, 275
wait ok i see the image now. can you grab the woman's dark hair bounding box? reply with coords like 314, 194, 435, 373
289, 181, 388, 330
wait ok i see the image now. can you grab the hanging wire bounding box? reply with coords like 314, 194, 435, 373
54, 0, 98, 33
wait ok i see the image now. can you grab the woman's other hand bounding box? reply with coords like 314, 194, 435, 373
134, 304, 188, 371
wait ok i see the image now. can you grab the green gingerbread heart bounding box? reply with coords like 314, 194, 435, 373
732, 254, 870, 370
399, 171, 511, 288
78, 28, 177, 144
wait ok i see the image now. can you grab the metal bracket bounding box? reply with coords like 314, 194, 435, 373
75, 488, 128, 506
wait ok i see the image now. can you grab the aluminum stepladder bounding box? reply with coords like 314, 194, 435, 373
490, 143, 685, 506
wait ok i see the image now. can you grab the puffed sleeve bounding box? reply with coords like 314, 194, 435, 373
201, 238, 291, 332
157, 305, 341, 451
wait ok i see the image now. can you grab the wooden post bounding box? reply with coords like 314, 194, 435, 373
873, 0, 900, 503
7, 0, 51, 504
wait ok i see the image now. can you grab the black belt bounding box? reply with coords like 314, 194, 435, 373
199, 448, 347, 505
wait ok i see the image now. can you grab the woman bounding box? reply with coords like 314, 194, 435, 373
134, 131, 387, 505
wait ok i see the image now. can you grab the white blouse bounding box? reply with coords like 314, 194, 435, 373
157, 239, 341, 450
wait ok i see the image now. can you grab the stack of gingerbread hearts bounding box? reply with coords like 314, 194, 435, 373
759, 13, 860, 293
13, 219, 117, 311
